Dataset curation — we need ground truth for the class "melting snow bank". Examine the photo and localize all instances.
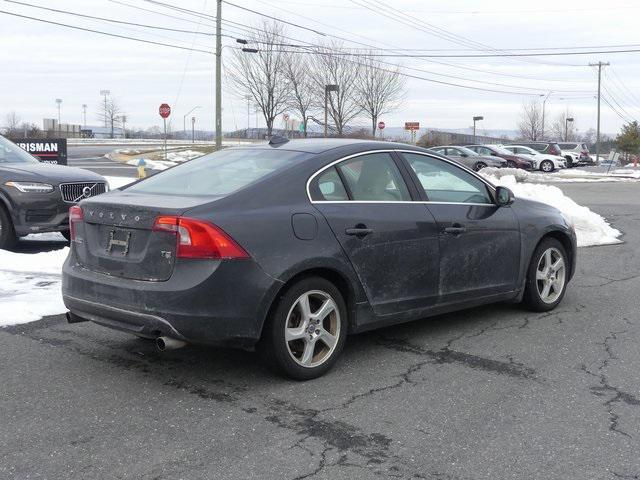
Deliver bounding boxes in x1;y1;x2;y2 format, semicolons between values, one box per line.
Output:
0;248;69;326
480;171;622;247
482;167;640;183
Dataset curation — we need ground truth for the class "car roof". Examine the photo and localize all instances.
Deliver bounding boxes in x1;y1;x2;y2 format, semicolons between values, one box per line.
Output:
227;138;425;154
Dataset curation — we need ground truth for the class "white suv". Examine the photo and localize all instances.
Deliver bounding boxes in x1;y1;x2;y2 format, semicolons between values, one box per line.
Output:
557;142;594;166
502;145;566;172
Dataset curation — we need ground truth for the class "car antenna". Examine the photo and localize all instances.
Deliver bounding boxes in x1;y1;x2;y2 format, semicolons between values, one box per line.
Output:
269;135;289;146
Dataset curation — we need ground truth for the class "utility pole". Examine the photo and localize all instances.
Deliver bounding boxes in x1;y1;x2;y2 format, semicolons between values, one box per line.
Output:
589;61;609;164
246;95;251;138
82;104;87;127
215;0;222;149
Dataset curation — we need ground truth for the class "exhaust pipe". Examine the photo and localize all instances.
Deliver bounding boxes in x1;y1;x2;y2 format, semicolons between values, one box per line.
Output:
66;311;89;324
156;336;187;351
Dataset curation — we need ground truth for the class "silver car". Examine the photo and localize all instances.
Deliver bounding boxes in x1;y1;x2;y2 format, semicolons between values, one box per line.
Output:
428;146;506;171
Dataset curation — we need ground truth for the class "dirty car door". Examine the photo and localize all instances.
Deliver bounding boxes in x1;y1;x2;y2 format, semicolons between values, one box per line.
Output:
400;152;521;304
309;152;440;316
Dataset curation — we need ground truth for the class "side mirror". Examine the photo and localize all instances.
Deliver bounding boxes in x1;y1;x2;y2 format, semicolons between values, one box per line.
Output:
495;186;514;206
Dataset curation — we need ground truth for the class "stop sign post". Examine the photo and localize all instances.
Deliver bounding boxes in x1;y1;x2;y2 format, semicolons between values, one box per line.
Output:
378;121;385;139
159;103;171;160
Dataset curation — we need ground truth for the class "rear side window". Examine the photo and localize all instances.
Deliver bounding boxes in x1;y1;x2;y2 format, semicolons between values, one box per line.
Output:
337;153;411;201
311;167;348;201
125;148;302;196
403;153;493;204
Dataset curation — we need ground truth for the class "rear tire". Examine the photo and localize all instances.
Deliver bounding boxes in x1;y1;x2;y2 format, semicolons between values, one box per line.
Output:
474;162;487;171
0;206;17;250
260;276;347;380
522;238;569;312
540;160;554;172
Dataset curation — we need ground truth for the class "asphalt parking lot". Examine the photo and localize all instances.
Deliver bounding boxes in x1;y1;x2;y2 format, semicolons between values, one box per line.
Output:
2;182;639;480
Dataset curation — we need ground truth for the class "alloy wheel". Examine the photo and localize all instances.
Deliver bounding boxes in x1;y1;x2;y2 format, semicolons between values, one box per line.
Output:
536;247;566;304
284;290;341;368
541;160;554;172
475;162;487;171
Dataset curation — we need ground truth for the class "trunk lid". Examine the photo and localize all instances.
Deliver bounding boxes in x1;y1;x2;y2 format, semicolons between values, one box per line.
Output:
74;191;211;281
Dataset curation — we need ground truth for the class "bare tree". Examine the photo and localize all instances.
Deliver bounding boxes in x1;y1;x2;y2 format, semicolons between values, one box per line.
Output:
551;110;578;141
517;100;543;141
356;54;405;137
227;21;290;137
283;53;315;137
97;98;125;139
310;42;362;136
2;111;21;136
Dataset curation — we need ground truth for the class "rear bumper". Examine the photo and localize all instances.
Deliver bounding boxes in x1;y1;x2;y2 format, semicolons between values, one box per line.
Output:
62;254;282;349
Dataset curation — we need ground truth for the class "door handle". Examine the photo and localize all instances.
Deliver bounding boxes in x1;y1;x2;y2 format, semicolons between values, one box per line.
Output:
444;225;466;235
345;227;374;237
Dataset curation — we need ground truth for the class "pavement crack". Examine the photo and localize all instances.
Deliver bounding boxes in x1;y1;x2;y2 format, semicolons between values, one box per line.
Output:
377;337;537;379
581;330;638;439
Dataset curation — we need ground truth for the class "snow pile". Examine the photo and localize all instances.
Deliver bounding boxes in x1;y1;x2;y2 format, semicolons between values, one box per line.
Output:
0;248;69;326
481;167;639;183
481;172;622;247
166;149;204;162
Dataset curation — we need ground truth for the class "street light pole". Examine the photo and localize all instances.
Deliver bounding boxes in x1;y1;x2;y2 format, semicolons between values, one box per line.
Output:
82;104;87;128
215;0;222;149
541;91;552;140
324;84;339;138
55;98;62;124
183;106;201;138
565;117;574;141
589;61;609;165
100;90;110;128
472;115;483;143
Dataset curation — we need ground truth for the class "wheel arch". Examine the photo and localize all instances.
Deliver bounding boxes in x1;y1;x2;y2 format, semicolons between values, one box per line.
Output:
258;266;361;340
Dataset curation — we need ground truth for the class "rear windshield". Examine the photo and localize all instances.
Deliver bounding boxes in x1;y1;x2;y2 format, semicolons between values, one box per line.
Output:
125;148;303;196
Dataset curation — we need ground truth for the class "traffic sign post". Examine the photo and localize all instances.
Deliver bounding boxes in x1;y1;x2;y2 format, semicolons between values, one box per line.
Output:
404;122;420;144
378;121;385;139
159;103;171;160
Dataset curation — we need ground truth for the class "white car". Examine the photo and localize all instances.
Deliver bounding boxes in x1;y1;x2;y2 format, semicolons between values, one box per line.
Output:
503;145;566;172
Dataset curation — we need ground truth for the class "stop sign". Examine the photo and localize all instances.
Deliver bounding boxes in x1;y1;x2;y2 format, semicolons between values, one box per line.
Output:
159;103;171;119
378;121;385;130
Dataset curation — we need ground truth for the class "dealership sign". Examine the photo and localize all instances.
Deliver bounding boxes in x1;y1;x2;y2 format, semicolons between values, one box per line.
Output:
404;122;420;131
11;138;68;165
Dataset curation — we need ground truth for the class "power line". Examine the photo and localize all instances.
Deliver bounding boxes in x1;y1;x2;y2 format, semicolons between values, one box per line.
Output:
0;9;215;54
2;0;215;35
602;95;634;123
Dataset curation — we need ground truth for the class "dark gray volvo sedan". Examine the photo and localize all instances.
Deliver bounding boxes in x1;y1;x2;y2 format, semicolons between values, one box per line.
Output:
62;139;576;379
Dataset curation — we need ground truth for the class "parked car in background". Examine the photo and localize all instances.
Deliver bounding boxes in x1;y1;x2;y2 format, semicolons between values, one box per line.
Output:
465;144;534;170
0;135;107;249
557;142;594;167
62;138;576;380
516;142;563;159
427;145;506;171
502;145;566;172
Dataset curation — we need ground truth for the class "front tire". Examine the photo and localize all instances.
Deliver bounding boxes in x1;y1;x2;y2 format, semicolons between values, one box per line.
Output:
522;238;569;312
507;160;517;168
540;160;554;172
260;277;347;380
0;206;17;250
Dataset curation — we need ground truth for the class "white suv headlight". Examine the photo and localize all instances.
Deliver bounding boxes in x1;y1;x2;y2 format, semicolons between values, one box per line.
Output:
5;181;54;193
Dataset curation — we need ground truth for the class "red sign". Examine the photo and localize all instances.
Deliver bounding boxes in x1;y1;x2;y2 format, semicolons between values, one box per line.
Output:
159;103;171;119
404;122;420;131
378;121;385;130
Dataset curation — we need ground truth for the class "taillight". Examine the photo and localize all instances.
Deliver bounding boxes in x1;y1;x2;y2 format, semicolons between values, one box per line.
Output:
152;216;249;259
69;205;83;241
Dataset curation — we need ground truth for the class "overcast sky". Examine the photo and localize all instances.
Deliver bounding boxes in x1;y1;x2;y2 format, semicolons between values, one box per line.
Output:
1;0;640;137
